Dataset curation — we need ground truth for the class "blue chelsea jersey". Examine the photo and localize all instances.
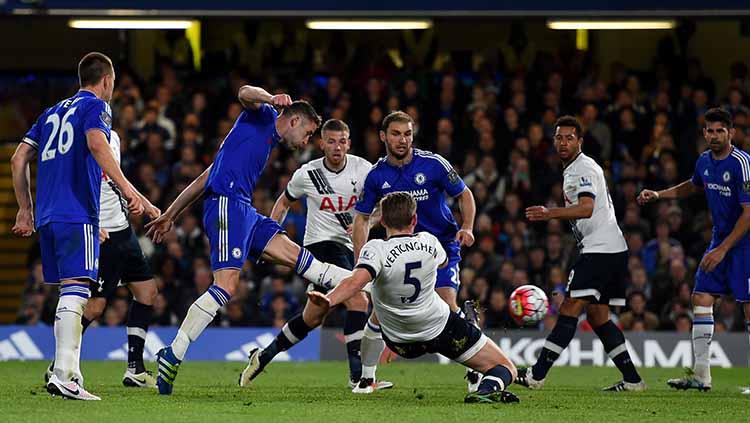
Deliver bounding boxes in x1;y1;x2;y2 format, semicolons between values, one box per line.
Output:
355;149;467;245
22;90;111;228
206;104;280;205
691;147;750;247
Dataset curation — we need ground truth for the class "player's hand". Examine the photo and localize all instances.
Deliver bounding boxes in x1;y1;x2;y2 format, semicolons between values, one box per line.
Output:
143;199;162;220
346;224;354;236
270;94;293;108
456;228;475;247
637;189;660;205
12;208;34;237
99;228;109;243
145;213;175;244
525;205;551;221
700;246;727;272
306;291;331;312
123;187;145;216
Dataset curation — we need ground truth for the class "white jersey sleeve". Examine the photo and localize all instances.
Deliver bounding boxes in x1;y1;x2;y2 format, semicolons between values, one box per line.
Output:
99;131;129;231
285;166;307;201
562;153;627;254
356;239;384;279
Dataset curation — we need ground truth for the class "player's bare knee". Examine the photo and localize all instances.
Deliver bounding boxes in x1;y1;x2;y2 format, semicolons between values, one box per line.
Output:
344;292;368;312
85;298;106;319
692;292;715;308
585;304;610;327
302;303;325;327
130;280;158;306
560;297;586;317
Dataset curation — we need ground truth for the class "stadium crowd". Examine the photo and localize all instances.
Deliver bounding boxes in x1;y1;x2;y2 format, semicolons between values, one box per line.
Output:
11;30;750;334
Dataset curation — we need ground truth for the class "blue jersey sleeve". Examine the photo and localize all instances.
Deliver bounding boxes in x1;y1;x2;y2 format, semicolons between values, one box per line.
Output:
82;100;112;139
22;114;43;150
434;154;466;197
243;103;278;124
691;159;704;187
734;158;750;204
354;170;380;215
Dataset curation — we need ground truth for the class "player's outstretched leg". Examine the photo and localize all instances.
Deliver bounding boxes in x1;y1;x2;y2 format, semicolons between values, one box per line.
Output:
463;300;483;393
352;315;394;393
122;282;157;388
240;296;327;387
516;298;592;389
157;281;232;394
668;302;714;391
461;335;519;404
515;313;578;390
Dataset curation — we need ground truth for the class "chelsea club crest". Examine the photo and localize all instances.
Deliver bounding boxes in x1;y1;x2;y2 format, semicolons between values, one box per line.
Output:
414;172;426;185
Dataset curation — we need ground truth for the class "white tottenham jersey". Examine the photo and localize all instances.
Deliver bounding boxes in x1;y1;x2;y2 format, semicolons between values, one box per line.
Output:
357;232;449;343
99;131;129;231
562;153;627;254
285;154;372;250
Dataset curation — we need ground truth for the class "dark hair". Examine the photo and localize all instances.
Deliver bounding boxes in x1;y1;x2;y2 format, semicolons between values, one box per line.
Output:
705;107;733;128
321;119;350;135
554;115;583;138
78;52;113;87
284;100;322;127
381;110;414;132
380;192;417;230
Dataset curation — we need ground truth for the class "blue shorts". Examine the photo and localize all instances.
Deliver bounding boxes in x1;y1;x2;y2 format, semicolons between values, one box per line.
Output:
435;240;461;290
39;222;99;284
203;195;284;272
694;244;750;301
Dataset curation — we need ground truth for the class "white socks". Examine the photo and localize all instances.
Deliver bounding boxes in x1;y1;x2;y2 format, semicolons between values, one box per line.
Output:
360;318;385;380
295;248;352;289
692;307;714;384
172;285;230;361
54;283;90;382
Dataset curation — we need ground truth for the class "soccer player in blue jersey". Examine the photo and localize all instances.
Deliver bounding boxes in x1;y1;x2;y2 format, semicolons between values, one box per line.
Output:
145;85;354;395
11;52;151;400
638;107;750;391
351;111;478;392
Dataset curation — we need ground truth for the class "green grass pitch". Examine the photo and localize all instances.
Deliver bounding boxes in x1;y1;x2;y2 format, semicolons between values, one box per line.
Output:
2;361;749;422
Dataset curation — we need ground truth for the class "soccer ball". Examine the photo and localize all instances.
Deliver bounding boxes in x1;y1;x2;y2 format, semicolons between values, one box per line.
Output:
509;285;549;326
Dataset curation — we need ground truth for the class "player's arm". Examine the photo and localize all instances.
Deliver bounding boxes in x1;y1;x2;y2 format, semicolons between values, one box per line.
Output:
270;191;295;224
238;85;292;110
637;179;702;205
526;196;594;221
352;212;370;260
87;130;144;215
701;204;750;272
10;143;36;236
456;187;476;247
326;268;374;307
146;164;212;243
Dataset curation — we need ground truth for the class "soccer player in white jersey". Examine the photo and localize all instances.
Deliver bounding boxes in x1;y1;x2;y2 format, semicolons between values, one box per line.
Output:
305;192;519;403
43;130;160;388
260;119;387;388
515;116;645;392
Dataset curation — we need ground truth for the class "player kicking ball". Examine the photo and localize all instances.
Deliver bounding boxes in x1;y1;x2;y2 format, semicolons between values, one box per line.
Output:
307;192;518;403
639;108;750;391
146;86;354;395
